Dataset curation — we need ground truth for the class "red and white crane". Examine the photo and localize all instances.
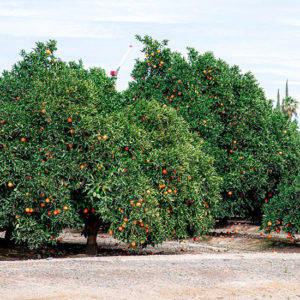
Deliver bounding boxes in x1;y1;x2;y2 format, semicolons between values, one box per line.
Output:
110;45;133;77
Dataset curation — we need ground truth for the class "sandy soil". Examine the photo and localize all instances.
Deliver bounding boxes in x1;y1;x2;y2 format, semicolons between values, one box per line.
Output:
0;253;299;300
0;225;299;299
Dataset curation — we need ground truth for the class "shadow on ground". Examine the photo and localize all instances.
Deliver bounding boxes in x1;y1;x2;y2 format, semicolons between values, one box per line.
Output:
0;225;299;261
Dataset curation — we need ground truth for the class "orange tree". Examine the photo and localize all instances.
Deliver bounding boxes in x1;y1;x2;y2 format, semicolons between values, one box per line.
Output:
262;172;299;241
0;40;118;250
0;41;221;254
262;110;300;239
126;35;300;222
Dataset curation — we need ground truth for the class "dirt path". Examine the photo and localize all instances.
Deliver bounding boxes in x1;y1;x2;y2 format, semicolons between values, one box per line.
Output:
0;226;299;299
0;253;299;300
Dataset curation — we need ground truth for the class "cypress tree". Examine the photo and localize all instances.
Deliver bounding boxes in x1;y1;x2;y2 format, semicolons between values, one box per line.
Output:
276;89;281;110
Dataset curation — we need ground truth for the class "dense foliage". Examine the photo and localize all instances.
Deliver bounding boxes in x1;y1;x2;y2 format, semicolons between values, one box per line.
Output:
262;110;300;239
262;172;299;241
127;35;300;223
0;41;221;254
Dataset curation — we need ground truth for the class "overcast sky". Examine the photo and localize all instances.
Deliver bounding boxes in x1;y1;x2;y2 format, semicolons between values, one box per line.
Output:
0;0;299;115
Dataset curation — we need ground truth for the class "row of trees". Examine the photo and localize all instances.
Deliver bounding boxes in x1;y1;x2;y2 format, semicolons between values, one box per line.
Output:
0;40;221;255
127;36;299;229
0;37;299;255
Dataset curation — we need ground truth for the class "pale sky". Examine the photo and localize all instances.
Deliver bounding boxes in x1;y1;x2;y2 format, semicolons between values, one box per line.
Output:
0;0;299;116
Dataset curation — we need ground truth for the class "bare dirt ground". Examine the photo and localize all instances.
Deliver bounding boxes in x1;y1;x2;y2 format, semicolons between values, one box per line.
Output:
0;224;299;300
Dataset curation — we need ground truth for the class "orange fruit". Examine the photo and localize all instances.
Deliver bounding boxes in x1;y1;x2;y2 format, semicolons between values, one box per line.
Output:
162;169;167;175
21;137;26;142
228;191;232;196
267;221;272;226
45;50;51;55
102;135;108;141
108;230;113;235
45;198;50;203
68;117;72;123
8;182;13;188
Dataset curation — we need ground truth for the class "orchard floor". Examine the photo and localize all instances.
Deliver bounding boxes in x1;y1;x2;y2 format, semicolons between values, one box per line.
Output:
0;225;299;299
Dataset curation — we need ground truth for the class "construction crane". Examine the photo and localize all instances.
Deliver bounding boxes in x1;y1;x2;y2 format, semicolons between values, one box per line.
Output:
110;45;133;77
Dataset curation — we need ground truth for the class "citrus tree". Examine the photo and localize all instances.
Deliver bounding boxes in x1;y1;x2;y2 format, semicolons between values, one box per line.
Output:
127;35;300;221
0;40;118;251
86;99;221;254
0;40;221;255
262;110;300;239
262;172;299;241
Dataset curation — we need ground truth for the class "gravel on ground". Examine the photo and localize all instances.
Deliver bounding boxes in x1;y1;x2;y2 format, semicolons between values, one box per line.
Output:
0;252;299;300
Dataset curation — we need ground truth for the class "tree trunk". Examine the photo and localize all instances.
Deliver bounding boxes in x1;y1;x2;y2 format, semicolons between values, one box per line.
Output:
85;216;101;256
5;227;13;243
0;226;14;247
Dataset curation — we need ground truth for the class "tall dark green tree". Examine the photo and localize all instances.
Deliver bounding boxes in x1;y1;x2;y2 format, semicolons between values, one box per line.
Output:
276;89;281;111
